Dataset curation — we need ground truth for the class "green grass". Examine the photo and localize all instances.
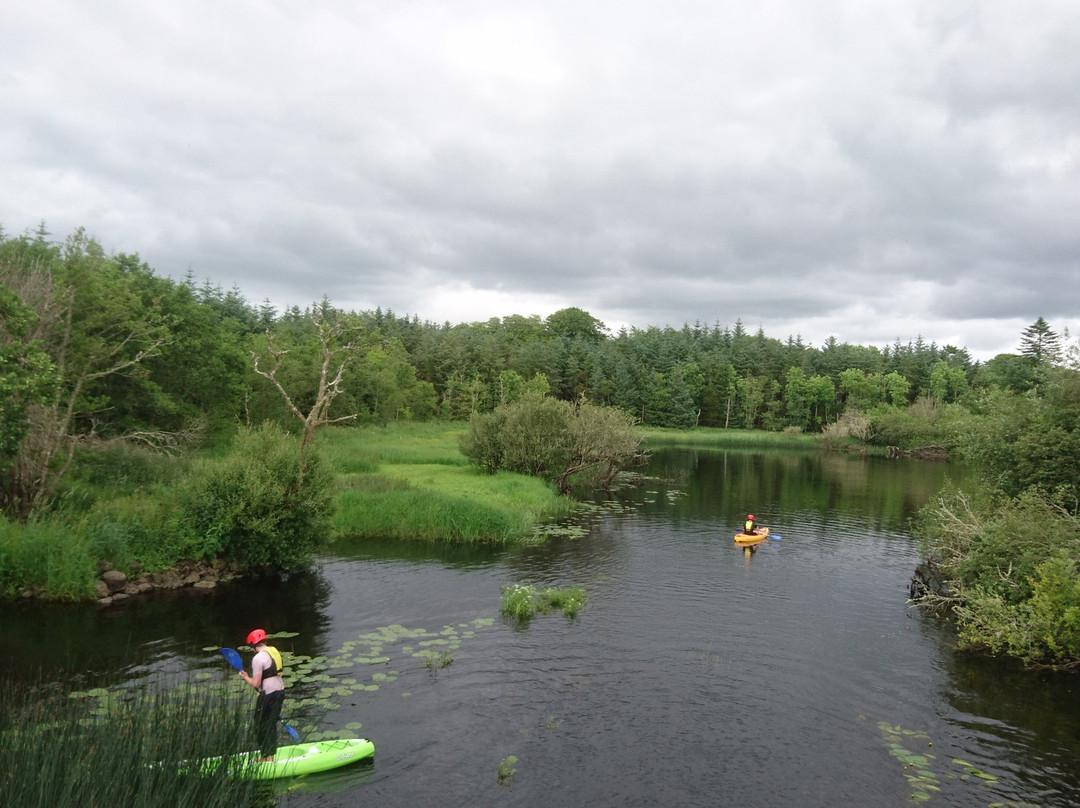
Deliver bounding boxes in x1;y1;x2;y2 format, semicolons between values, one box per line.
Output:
316;421;471;469
0;518;97;600
325;423;575;544
0;679;270;807
641;426;819;449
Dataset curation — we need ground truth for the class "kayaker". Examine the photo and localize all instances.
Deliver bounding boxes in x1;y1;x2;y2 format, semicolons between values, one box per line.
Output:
744;513;757;535
239;628;286;762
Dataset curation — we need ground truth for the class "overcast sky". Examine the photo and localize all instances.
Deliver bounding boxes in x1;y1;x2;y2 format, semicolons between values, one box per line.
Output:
3;0;1078;361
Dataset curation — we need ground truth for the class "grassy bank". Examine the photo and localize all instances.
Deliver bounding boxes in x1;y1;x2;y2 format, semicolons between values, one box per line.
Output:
641;426;819;450
0;421;574;601
320;423;575;543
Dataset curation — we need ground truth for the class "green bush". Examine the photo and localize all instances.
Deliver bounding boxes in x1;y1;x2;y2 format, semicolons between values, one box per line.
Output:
956;556;1080;665
178;423;335;570
916;484;1080;665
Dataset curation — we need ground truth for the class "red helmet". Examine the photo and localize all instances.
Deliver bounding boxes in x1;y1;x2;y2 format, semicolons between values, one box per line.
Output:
747;514;755;520
246;628;268;646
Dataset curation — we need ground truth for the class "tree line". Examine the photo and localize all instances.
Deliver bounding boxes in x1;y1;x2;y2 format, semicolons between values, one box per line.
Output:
2;226;1072;517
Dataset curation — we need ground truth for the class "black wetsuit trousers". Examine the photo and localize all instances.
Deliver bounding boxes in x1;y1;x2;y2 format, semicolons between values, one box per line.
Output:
254;689;286;756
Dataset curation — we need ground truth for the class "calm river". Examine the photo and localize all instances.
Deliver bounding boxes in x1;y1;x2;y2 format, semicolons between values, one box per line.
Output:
3;448;1080;807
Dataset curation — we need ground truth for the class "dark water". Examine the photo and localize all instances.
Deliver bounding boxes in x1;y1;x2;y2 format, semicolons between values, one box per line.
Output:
4;449;1080;807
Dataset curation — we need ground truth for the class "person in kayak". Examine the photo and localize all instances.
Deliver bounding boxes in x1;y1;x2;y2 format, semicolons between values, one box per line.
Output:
744;514;757;535
239;628;286;762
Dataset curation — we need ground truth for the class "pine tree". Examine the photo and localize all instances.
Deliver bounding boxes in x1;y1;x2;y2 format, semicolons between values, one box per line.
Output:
1019;317;1061;365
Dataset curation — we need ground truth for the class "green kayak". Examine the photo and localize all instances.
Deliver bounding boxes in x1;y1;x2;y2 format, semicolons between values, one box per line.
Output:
195;738;375;780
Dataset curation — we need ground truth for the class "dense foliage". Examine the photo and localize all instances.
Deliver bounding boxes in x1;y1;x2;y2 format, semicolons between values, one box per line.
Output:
460;391;646;491
4;223;1080;653
915;355;1080;666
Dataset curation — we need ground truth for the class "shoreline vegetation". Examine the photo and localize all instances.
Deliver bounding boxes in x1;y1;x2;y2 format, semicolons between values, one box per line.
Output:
641;426;819;450
0;677;271;807
0;422;832;605
3;227;1078;666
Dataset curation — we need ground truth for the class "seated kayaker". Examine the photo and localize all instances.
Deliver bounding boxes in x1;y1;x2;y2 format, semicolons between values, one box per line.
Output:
744;514;757;535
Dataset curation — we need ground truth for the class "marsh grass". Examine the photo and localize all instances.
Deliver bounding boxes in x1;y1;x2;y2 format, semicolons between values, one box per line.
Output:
0;518;97;600
500;584;588;620
327;424;575;544
317;422;470;467
0;679;272;808
641;426;818;450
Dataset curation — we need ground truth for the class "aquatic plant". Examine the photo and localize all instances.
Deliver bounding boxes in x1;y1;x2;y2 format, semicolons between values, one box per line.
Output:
497;755;518;786
423;650;454;669
874;719;1007;804
0;679;270;808
500;583;588;620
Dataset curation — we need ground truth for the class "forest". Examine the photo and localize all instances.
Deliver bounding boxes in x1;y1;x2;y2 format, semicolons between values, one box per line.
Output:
0;224;1055;492
3;226;1080;667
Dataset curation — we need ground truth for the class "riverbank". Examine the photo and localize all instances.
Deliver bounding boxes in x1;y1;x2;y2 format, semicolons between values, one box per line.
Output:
641;426;819;449
1;421;575;604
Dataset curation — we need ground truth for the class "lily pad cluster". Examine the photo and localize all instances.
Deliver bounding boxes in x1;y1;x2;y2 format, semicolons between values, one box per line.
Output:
876;720;1014;804
249;621;494;739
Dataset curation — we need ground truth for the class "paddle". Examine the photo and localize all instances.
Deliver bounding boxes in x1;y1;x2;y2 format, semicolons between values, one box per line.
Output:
220;647;300;741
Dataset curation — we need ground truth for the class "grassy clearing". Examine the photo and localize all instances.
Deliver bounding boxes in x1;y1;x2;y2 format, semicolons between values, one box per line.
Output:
322;423;575;544
641;426;819;450
0;679;270;808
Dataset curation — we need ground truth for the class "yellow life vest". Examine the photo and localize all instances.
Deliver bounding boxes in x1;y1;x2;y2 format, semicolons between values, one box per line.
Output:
264;645;283;678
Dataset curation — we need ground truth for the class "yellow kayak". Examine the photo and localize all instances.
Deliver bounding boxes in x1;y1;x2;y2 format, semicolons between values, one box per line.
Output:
733;527;769;546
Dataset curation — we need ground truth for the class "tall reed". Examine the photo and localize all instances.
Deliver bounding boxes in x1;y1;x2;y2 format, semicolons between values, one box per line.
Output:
641;426;818;449
0;679;273;807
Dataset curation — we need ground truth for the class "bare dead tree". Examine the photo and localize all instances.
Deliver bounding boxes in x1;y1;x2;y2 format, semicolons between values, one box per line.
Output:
251;314;365;451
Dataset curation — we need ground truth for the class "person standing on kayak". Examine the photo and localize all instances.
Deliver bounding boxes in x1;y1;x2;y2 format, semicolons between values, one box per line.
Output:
239;628;286;761
744;514;757;535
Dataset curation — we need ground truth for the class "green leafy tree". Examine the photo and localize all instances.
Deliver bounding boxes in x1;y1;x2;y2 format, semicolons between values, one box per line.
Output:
0;230;172;516
928;361;967;403
783;367;812;428
545;307;607;341
0;285;60;469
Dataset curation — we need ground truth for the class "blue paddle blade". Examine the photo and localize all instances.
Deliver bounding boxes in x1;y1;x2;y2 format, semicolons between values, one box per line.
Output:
284;723;300;741
770;534;782;540
220;647;244;671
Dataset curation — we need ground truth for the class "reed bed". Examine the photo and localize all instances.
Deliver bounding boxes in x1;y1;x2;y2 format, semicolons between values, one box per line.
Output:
0;679;273;807
641;426;819;450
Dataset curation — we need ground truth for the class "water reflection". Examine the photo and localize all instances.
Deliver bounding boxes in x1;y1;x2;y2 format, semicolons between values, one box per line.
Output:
4;449;1080;807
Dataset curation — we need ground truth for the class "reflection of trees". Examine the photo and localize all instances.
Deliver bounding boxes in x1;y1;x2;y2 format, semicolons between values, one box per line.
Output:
647;448;966;532
0;567;334;688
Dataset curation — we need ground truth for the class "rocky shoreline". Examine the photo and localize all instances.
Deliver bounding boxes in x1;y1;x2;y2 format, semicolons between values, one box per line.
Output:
94;558;240;606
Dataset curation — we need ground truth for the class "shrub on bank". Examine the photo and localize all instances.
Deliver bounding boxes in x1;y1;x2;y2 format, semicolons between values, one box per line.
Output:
915;484;1080;666
178;423;335;570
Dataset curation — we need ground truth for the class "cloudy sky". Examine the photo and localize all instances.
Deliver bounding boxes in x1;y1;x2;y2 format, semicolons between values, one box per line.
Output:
4;0;1078;361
